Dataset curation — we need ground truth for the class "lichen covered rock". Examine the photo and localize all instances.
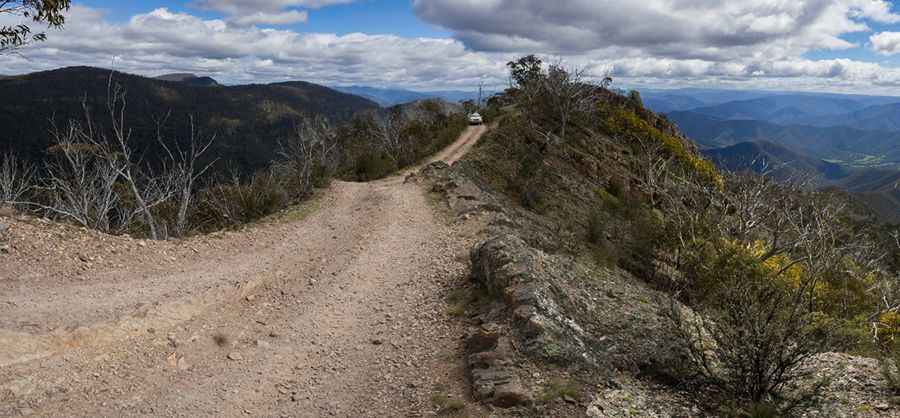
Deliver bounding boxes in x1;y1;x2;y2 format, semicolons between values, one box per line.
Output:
470;234;595;365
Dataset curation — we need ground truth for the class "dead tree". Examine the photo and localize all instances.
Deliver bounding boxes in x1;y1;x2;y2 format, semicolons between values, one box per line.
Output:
373;111;403;164
631;134;673;208
106;81;174;240
540;64;598;142
0;152;34;206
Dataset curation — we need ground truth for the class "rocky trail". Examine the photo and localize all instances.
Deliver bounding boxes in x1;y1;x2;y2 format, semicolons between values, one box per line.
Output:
0;126;490;417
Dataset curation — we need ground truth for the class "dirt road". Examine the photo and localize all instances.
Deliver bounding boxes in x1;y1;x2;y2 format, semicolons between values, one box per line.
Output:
0;125;488;417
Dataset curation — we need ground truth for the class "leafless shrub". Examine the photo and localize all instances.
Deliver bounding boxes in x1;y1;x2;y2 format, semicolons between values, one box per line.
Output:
875;236;900;395
39;118;126;233
24;74;218;239
508;56;600;146
0;152;34;206
652;164;880;413
631;134;674;208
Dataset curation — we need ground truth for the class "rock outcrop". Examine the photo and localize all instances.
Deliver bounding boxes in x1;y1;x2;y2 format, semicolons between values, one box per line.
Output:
465;326;533;408
470;234;596;365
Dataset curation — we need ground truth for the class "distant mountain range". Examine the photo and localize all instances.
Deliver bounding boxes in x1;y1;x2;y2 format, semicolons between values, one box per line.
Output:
668;111;900;165
685;95;869;124
332;86;489;106
642;88;900;115
652;88;900;224
647;90;900;131
798;102;900;132
154;73;220;87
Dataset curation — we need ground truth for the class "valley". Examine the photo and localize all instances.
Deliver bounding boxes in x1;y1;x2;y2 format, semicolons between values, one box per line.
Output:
649;90;900;223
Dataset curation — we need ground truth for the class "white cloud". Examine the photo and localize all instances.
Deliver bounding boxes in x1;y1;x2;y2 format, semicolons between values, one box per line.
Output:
412;0;900;62
5;4;900;94
230;10;308;25
193;0;353;13
191;0;353;25
0;6;506;89
870;31;900;55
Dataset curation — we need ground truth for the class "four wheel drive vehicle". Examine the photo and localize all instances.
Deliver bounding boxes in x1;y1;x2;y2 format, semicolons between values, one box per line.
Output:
468;112;483;125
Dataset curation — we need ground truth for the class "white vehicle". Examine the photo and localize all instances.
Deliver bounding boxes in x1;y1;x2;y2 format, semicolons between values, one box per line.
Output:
468;112;483;125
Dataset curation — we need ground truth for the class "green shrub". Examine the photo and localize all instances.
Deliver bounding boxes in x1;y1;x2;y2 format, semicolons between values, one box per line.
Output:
510;145;547;211
197;170;289;229
881;357;900;397
353;152;397;181
879;334;900;396
668;247;832;415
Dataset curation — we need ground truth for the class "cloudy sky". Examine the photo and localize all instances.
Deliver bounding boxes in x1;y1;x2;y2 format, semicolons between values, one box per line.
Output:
4;0;900;93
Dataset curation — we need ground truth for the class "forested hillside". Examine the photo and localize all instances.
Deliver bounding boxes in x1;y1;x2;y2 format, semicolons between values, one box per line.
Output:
0;66;379;173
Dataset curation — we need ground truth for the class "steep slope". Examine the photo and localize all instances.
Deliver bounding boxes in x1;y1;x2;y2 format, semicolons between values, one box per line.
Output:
0;66;379;172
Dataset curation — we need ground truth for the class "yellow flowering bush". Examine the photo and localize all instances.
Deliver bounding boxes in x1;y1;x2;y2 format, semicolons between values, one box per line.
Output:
600;105;723;188
879;311;900;345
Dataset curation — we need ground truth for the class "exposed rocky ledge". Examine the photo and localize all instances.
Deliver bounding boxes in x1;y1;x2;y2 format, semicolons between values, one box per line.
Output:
470;234;597;366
